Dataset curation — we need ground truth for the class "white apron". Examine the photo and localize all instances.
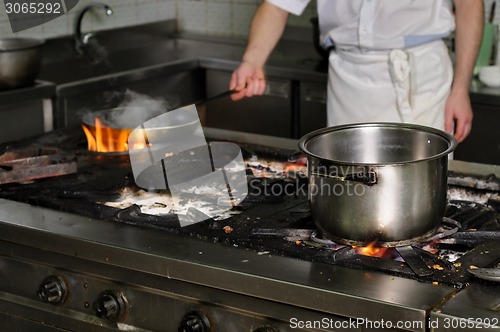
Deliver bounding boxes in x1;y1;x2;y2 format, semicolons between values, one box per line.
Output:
327;39;453;131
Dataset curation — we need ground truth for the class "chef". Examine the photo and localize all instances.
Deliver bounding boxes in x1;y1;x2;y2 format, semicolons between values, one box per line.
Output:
229;0;483;143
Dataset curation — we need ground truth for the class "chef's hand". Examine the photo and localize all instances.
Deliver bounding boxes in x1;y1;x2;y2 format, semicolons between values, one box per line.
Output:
444;90;473;143
230;61;266;101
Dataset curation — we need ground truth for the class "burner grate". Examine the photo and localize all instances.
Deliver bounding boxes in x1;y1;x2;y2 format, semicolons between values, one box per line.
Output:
247;200;500;287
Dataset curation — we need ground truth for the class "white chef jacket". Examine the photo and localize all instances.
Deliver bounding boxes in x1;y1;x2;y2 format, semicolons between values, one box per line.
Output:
266;0;456;131
266;0;455;51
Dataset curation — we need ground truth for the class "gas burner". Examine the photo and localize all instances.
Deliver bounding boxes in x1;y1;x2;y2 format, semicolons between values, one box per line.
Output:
326;200;499;285
248;199;500;286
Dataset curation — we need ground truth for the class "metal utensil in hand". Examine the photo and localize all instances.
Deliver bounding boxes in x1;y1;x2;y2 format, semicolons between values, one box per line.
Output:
194;89;238;107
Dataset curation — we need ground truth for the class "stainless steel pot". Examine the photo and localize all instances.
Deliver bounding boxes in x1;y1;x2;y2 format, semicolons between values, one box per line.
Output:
298;123;457;247
0;38;44;90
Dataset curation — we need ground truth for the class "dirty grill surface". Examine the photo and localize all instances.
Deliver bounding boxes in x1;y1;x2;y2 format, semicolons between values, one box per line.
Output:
0;127;499;288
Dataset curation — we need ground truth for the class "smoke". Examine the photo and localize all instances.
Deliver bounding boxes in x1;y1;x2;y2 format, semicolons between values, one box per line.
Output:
107;90;180;129
86;38;110;67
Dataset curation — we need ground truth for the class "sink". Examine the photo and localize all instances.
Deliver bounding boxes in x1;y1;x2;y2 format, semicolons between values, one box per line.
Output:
34;26;242;128
39;39;187;84
37;36;207;128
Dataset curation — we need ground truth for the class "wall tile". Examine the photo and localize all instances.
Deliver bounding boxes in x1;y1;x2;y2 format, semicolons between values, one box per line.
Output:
136;1;160;25
0;19;13;37
0;4;8;22
232;0;262;4
85;8;115;32
0;0;178;39
0;0;272;40
231;3;257;38
112;3;137;29
65;11;77;35
158;1;177;20
0;0;497;46
179;1;206;34
206;2;231;36
14;18;44;38
40;14;69;38
107;0;137;8
176;0;317;37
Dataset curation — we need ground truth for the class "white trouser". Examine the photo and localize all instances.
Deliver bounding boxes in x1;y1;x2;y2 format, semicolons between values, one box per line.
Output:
327;40;453;131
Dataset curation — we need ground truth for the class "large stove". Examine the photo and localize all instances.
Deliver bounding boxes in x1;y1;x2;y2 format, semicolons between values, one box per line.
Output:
0;126;499;331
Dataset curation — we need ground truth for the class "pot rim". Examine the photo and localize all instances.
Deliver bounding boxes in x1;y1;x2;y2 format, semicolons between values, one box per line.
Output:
298;122;458;166
82;107;199;131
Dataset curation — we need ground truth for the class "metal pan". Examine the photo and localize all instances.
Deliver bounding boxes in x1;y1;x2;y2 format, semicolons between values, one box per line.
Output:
82;90;237;144
82;107;199;135
81;106;201;153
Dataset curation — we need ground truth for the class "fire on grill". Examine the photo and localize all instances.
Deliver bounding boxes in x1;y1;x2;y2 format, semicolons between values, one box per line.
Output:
353;242;394;258
80;91;184;153
82;117;132;153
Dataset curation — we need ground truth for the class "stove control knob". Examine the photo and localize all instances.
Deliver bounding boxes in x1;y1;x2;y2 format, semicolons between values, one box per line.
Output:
37;276;67;305
178;311;211;332
93;290;126;321
253;327;280;332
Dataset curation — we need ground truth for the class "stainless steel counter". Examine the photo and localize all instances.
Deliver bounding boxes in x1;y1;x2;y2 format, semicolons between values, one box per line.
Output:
0;127;499;331
0;198;456;329
0;80;55;105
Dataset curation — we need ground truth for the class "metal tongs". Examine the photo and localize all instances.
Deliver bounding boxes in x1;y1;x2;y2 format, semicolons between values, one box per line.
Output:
468;267;500;282
194;89;237;106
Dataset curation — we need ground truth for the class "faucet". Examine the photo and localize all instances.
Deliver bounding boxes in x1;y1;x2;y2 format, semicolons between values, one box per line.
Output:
74;2;113;54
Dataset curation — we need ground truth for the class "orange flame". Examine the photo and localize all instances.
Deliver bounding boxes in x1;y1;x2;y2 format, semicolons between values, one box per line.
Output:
353;242;392;258
82;118;131;153
283;164;307;174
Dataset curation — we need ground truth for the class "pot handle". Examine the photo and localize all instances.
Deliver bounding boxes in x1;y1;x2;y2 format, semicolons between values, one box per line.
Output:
311;167;377;186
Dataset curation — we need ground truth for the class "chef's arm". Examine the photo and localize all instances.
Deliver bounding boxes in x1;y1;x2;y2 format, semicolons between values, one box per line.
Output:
230;2;289;101
445;0;484;142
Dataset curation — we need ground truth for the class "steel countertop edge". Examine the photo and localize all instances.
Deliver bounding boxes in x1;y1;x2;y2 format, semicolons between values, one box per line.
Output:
0;197;455;329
